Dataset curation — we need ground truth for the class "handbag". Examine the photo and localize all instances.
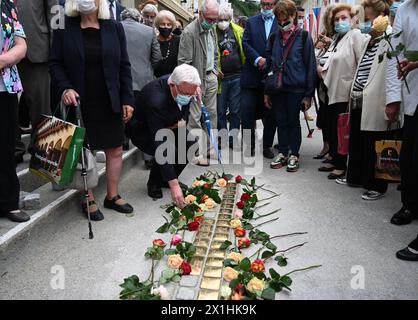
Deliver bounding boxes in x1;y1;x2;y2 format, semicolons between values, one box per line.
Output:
68;147;99;190
375;124;402;182
337;111;350;156
264;29;302;95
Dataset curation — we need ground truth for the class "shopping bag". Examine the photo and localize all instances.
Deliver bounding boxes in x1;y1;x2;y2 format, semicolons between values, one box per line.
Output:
375;140;402;182
29;115;86;186
337;112;350;156
67;147;99;190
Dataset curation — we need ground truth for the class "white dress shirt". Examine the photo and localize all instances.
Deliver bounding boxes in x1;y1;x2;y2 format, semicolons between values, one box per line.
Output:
386;0;418;116
108;0;117;21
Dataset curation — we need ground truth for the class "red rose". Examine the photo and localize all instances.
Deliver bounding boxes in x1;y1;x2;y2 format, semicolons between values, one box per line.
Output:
194;216;204;224
240;193;251;202
250;259;265;273
200;194;209;203
235;175;242;183
235;283;245;294
223;49;230;56
179;261;192;275
238;237;251;249
203;183;210;189
234;227;246;238
236;201;245;210
187;221;200;231
152;239;166;247
223;175;229;181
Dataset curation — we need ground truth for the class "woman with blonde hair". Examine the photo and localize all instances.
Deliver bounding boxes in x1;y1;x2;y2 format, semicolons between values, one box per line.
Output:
318;3;369;179
50;0;135;220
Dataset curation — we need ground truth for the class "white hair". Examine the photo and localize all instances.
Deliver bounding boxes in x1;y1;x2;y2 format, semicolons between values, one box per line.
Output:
155;10;176;28
168;64;201;86
142;4;158;15
65;0;110;20
218;5;233;20
200;0;220;15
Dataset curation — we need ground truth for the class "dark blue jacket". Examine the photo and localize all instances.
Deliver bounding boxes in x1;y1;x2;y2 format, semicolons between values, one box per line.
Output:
115;1;125;22
49;16;134;113
265;29;317;98
241;14;277;89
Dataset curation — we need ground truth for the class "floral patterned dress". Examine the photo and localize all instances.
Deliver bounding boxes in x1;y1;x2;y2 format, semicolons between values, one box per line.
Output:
0;0;25;94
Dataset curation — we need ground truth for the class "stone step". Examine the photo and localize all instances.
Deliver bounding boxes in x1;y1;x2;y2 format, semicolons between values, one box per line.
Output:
0;147;142;255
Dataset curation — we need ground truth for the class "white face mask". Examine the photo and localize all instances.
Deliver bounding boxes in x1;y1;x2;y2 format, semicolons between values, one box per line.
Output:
218;21;230;31
77;0;98;15
298;19;304;27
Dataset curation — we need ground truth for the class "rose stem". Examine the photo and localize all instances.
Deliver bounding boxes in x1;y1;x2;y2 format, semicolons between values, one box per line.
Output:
254;209;281;220
283;264;322;277
254;217;279;228
269;232;308;240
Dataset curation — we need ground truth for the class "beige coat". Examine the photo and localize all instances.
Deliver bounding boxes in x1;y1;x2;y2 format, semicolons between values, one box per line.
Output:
321;29;369;105
350;26;403;131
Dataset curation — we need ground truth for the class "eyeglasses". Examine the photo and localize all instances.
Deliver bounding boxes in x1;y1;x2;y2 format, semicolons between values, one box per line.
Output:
261;2;275;8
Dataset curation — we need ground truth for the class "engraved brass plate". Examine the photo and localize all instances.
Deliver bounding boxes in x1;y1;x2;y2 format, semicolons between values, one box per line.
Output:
217;214;231;220
195;246;208;256
202;219;215;225
190;257;204;275
213;233;228;241
196;231;211;239
214;226;229;234
206;258;224;267
198;290;219;300
215;220;230;228
203;267;223;278
208;249;225;259
200;277;221;290
199;225;213;232
195;238;210;247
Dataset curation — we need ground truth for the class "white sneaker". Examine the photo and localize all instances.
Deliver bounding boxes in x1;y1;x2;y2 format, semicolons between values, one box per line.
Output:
362;190;385;201
335;178;347;185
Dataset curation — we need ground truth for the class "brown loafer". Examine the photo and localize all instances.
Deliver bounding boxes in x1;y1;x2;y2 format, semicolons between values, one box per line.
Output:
7;210;30;223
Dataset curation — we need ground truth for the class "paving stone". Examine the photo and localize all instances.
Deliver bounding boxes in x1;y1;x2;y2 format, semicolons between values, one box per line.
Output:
176;287;196;300
179;275;199;287
23;193;41;210
19;191;30;209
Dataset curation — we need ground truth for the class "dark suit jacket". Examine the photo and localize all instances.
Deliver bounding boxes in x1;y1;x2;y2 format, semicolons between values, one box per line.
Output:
126;75;191;181
49;16;134;113
16;0;58;63
241;14;277;89
115;1;125;22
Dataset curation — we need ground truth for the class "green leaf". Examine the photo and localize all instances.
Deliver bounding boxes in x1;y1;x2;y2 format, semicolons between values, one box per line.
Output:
251;177;256;186
269;268;281;281
156;222;170;234
280;275;293;288
223;259;238;267
161;269;175;279
220;240;232;250
261;250;274;259
243;222;254;230
275;256;288;267
165;249;177;256
239;257;251;272
265;242;277;252
378;53;384;63
261;287;275;300
393;30;403;38
269;280;283;292
172;275;181;283
405;50;418;61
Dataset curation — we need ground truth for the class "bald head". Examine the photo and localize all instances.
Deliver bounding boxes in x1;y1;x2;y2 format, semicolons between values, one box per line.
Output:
201;0;219;16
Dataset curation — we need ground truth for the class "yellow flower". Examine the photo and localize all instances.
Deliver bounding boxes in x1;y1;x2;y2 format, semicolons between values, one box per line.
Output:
185;194;197;204
229;218;242;229
227;251;243;263
217;178;227;188
246;277;266;294
167;254;184;269
372;15;389;33
192;180;205;188
204;198;216;209
223;267;239;282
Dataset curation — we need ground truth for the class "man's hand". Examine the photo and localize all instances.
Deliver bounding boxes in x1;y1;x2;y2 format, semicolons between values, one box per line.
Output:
264;95;272;109
62;89;80;106
385;102;401;123
0;55;6;69
301;98;312;111
196;87;203;105
257;57;266;69
169;179;185;209
398;59;418;80
123;105;134;123
217;70;224;80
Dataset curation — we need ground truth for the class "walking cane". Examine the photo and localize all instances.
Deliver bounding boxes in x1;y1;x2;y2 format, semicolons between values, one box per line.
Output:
301;101;314;138
75;98;94;239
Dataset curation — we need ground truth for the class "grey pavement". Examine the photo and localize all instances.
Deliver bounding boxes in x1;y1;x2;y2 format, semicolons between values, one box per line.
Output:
0;119;417;300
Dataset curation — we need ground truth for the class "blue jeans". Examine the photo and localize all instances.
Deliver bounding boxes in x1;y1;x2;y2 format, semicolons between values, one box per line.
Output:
271;92;304;157
217;77;241;143
240;87;277;149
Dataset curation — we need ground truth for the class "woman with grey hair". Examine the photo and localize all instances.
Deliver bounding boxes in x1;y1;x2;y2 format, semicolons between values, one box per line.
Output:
120;7;142;22
141;3;158;27
154;10;180;77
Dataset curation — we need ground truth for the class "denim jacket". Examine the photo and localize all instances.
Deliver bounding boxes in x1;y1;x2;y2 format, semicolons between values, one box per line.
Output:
1;0;25;94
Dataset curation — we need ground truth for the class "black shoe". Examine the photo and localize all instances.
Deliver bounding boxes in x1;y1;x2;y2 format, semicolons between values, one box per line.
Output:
328;171;346;180
322;158;333;164
273;144;279;150
251;147;255;157
263;148;274;159
390;207;418;225
147;183;163;199
318;165;335;172
122;141;130;151
7;210;30;223
313;152;328;160
15;155;24;164
104;195;133;213
397;184;402;191
82;200;104;221
396;247;418;261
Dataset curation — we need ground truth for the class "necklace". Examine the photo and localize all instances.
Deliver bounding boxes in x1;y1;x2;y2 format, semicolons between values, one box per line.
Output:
161;40;171;60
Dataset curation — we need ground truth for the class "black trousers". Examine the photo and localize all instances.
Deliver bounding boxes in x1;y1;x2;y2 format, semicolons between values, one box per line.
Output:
400;110;418;212
317;96;330;143
328;102;349;170
0;93;20;213
346;109;401;193
409;235;418;251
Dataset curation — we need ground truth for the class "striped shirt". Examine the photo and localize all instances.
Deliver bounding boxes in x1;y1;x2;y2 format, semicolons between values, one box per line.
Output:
353;41;379;92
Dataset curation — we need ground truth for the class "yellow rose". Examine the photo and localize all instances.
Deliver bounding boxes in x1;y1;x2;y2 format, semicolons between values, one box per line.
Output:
192;180;205;188
167;254;184;269
228;252;243;263
217;178;227;188
185;194;197;205
223;267;239;282
204;198;216;209
246;277;266;293
372;15;389;33
229;218;242;229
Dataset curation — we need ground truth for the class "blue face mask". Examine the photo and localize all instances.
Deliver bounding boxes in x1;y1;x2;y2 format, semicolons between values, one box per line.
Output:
261;9;274;19
334;20;351;34
359;21;372;34
176;94;192;106
390;2;401;16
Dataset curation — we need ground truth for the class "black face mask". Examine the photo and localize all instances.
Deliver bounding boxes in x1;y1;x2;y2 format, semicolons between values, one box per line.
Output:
158;27;173;38
172;28;182;36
